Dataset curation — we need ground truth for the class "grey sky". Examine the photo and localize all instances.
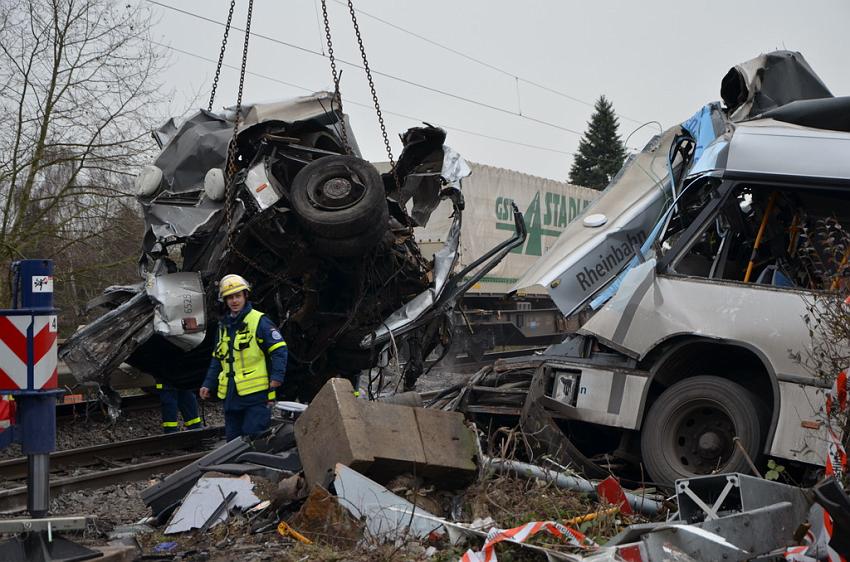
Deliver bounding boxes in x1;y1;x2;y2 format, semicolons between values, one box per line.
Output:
147;0;850;180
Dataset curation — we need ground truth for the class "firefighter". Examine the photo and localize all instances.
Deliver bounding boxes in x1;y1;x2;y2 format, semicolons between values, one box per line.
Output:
199;274;287;441
157;382;202;433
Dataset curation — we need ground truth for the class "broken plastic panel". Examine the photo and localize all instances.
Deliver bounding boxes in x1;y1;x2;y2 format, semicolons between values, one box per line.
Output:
164;476;259;534
244;161;282;211
146;271;206;351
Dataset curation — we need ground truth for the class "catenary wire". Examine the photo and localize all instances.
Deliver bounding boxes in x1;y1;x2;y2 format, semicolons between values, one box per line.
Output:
151;40;581;157
146;0;591;137
328;0;645;125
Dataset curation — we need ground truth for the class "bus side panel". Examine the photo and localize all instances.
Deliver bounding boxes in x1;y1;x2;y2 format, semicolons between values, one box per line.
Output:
771;381;828;465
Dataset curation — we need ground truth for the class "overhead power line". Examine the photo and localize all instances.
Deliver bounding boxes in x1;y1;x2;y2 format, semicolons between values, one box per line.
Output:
329;0;644;125
150;40;577;156
146;0;587;137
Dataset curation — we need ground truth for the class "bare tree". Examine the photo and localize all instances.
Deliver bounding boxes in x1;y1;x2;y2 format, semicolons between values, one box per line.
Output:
0;0;166;327
798;218;850;485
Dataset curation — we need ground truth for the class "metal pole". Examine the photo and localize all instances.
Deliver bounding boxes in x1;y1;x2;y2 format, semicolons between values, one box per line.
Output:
27;453;50;517
483;456;664;515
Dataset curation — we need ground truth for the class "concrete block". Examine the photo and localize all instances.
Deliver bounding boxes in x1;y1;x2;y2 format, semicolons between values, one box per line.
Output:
414;407;477;484
295;378;373;489
295;378;478;489
360;401;427;482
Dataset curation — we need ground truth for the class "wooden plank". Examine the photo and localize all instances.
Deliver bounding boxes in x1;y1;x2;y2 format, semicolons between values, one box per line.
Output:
464;405;522;416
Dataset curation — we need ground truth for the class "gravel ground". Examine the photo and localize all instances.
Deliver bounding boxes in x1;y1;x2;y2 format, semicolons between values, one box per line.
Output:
51;481;153;530
0;397;226;528
0;400;227;549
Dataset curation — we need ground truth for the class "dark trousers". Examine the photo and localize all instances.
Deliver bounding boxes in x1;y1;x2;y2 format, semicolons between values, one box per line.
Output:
159;386;202;433
224;403;271;441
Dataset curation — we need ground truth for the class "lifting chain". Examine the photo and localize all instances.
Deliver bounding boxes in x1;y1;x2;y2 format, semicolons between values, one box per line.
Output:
218;2;301;293
319;0;398;184
225;0;253;182
220;0;283;283
345;0;395;171
320;0;351;154
207;0;236;112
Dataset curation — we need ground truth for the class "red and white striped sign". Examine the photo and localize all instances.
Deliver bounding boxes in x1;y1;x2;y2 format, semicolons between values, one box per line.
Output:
0;314;58;391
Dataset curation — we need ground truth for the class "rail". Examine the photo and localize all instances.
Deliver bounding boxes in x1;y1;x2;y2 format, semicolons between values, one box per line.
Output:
0;426;224;513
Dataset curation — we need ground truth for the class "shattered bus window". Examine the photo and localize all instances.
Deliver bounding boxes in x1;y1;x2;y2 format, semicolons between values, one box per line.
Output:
665;180;850;291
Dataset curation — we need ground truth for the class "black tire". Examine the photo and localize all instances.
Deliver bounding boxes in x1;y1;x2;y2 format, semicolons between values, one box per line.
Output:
640;375;763;487
310;220;386;258
290;155;388;238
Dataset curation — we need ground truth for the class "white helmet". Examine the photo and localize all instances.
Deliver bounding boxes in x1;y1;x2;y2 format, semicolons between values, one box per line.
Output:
218;274;250;300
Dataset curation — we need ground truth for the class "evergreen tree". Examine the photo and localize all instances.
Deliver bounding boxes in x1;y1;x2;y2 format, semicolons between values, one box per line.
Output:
569;96;627;190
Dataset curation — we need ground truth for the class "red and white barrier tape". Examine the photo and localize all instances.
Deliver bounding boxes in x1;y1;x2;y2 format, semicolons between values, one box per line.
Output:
785;369;848;562
825;370;848;478
460;520;596;562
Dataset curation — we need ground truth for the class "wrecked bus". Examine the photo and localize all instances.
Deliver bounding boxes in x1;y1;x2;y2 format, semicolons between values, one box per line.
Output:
60;93;526;408
452;51;850;486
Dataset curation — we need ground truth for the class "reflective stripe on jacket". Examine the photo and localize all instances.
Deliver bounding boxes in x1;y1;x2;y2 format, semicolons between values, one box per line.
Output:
212;309;286;399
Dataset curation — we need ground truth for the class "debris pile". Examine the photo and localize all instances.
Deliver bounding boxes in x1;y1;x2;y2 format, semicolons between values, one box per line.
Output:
112;378;848;561
59;94;526;411
51;49;850;562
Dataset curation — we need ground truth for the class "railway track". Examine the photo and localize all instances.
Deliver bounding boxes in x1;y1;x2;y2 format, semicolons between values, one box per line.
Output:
0;348;544;512
55;392;162;420
0;426;224;513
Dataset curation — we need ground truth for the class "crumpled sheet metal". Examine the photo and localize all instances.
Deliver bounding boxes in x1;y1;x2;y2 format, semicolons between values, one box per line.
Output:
142;91;356;250
512;128;677;316
387;143;468;228
144;197;222;244
333;463;443;541
238;92;355;140
399;173;444;227
164;476;260;534
579;262;829;465
331;465;582;561
59;290;154;384
360;211;461;348
722;50;832;122
579;257;815;374
724;118;850;181
153;110;232;196
680;102;728;165
514;50;837;318
441;145;471;187
146;272;206;351
231;92;361;156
